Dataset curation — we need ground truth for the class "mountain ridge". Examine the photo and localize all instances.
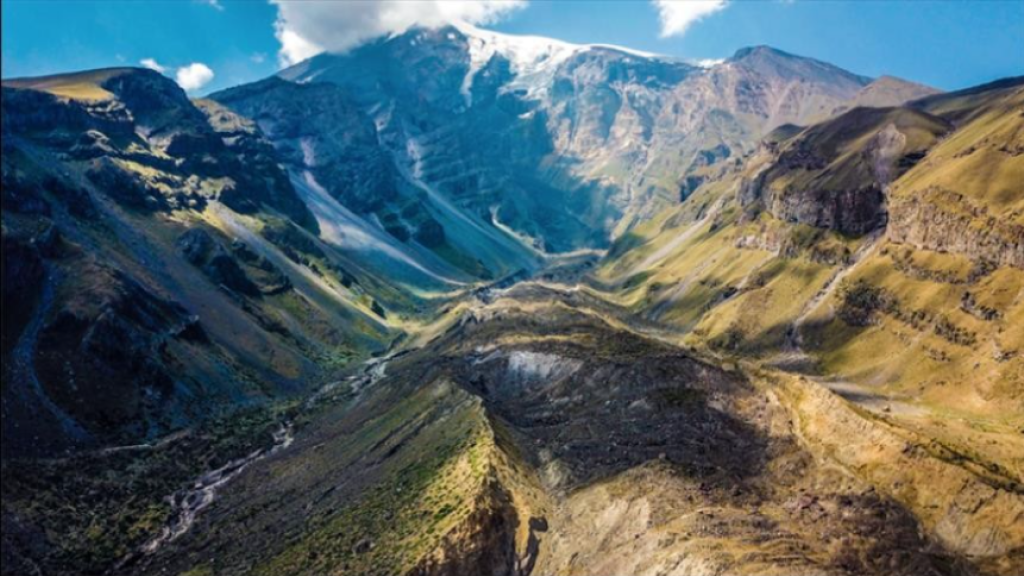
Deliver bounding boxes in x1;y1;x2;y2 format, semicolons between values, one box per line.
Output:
3;26;1023;576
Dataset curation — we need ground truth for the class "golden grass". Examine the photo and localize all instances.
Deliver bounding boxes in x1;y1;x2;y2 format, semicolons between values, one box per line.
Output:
893;90;1024;220
2;68;134;101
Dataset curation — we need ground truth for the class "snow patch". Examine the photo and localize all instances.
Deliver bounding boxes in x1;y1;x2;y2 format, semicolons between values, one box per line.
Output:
692;58;724;69
300;137;317;167
453;21;666;105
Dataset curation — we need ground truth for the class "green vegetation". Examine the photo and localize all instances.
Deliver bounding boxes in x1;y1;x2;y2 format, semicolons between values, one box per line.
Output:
1;406;288;573
254;387;495;576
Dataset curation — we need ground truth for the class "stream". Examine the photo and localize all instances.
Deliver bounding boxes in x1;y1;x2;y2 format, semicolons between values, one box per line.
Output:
133;266;546;562
140;424;295;555
136;350;400;559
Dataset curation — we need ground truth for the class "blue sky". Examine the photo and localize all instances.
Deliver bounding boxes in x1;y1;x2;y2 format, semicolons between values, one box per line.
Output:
3;0;1022;94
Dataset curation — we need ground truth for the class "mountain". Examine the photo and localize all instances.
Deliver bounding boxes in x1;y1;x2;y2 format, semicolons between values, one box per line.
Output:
832;75;942;115
599;74;1024;453
217;26;891;260
3;25;1023;576
740;104;953;234
1;68;404;459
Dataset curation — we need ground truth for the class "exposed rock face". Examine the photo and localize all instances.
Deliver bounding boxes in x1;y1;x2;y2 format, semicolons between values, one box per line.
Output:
126;296;1011;576
208;79;397;217
176;228;260;297
99;68;209;139
0;67;393;458
2;69;317;229
888;187;1024;269
884;78;1024;268
787;375;1024;561
0;86;135;145
34;264;197;429
409;479;518;576
459;329;757;493
254;27;882;253
740;106;952;235
210;72;534;280
505;350;582;385
4;32;1021;576
86;157;201;212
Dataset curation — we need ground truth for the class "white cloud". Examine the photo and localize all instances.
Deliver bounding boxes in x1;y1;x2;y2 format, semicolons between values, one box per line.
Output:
250;52;267;64
139;58;166;73
270;0;528;67
175;62;215;91
652;0;729;38
276;25;323;67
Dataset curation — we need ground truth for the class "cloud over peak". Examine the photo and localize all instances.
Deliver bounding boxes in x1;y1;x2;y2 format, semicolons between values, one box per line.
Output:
271;0;528;67
139;58;166;73
175;62;215;91
653;0;729;38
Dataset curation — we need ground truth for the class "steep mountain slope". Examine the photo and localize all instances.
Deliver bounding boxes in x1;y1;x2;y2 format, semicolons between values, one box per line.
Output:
4;25;1021;576
597;76;1024;483
93;284;1023;576
0;31;949;461
890;79;1024;267
832;75;942;115
1;68;403;458
741;105;952;234
209;77;536;285
237;26;895;255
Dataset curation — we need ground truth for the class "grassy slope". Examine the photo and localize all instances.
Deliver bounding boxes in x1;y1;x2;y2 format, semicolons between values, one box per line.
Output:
596;81;1024;482
2;68;132;101
895;85;1024;222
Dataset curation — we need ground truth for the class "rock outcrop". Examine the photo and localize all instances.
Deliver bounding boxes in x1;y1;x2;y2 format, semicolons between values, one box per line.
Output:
888;187;1024;269
739;106;951;236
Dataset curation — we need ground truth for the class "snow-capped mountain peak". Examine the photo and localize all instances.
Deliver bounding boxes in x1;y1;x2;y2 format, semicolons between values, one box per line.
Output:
452;21;582;103
451;21;667;103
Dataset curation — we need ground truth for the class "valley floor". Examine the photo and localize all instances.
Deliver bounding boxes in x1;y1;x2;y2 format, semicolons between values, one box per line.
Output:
19;266;1016;576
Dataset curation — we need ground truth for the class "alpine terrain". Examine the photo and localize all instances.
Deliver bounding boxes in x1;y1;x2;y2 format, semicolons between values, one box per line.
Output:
2;19;1022;576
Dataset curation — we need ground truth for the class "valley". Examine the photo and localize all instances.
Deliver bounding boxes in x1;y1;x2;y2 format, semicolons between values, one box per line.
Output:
113;275;1023;576
2;19;1022;576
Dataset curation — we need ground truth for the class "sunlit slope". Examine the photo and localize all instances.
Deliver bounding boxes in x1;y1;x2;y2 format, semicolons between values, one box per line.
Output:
830;75;941;117
743;105;952;234
599;76;1024;422
2;68;129;100
127;294;1024;576
889;79;1024;267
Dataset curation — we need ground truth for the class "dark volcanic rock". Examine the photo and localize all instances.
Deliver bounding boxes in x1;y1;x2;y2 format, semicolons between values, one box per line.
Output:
741;106;951;235
86;158;173;211
176;228;260;297
31;264;201;432
1;86;135;145
98;69;209;138
1;233;46;357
